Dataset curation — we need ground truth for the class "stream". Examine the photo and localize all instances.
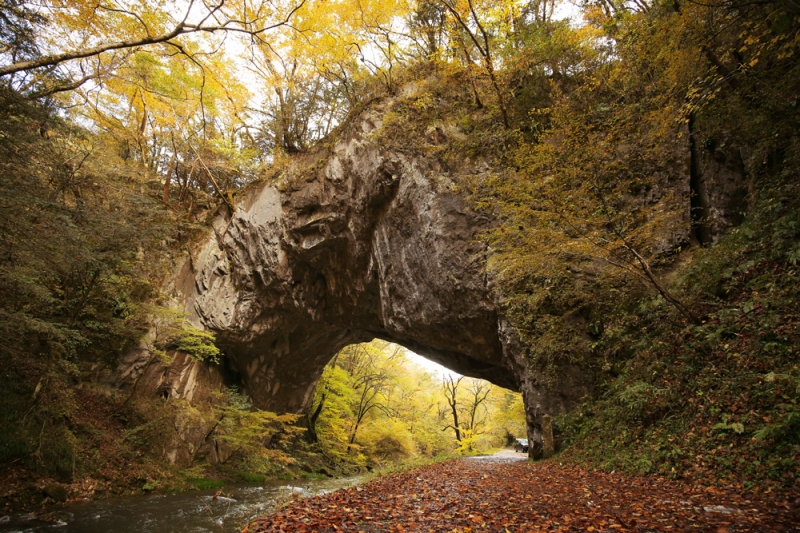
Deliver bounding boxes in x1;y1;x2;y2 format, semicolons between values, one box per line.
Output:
0;475;365;533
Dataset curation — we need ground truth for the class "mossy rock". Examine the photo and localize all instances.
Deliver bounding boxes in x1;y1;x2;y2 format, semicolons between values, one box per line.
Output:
42;483;68;502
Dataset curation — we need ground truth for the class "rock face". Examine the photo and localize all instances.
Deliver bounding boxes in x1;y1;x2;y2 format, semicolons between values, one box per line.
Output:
691;139;749;245
119;89;750;452
154;93;594;442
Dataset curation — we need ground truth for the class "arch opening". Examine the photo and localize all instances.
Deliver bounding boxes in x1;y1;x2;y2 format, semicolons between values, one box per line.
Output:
305;340;527;462
170;105;594;454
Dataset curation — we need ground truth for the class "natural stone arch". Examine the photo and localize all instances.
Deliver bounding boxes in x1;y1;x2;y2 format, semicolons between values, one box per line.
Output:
146;92;592;444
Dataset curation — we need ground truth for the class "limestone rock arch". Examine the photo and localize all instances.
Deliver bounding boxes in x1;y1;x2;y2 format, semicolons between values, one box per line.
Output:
150;93;592;443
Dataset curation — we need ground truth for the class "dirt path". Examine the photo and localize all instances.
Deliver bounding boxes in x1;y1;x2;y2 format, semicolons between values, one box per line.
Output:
243;456;799;532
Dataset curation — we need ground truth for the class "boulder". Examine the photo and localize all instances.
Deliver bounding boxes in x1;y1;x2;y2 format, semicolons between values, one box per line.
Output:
42;483;67;503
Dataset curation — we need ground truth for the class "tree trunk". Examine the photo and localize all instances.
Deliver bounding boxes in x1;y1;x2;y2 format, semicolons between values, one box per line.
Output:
305;393;325;443
449;403;462;442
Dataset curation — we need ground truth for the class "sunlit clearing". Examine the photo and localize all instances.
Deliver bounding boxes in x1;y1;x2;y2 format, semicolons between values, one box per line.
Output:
310;340;526;465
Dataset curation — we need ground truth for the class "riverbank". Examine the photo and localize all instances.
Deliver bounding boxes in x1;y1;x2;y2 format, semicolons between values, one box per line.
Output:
0;457;355;521
0;446;464;529
244;456;800;532
0;474;366;533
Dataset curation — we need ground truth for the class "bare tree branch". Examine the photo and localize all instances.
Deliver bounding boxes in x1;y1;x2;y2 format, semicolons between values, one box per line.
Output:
436;0;509;127
0;0;307;77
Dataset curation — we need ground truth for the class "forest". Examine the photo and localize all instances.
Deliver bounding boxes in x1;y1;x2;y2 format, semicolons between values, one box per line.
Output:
0;0;798;521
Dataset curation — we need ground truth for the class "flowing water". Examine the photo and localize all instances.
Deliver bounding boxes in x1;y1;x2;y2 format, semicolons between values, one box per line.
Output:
0;475;364;533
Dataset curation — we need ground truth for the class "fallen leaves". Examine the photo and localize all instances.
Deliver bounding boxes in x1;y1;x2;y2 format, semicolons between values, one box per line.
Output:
244;457;800;532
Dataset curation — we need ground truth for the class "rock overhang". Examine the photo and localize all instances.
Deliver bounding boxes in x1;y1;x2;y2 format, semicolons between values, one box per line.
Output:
166;95;593;441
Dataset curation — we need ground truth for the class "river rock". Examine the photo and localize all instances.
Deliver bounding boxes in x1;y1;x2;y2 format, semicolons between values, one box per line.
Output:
42;483;67;502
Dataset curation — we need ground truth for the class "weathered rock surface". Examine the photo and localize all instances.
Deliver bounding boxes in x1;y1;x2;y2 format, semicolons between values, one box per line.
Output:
182;103;519;404
42;483;67;503
114;93;592;446
691;140;749;245
115;83;750;457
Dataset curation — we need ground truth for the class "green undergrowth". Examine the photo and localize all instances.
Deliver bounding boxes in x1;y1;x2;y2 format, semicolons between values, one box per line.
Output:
187;477;227;491
557;175;800;491
0;86;233;510
239;472;269;483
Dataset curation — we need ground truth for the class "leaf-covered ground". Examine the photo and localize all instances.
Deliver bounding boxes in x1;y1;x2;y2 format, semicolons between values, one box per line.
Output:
244;456;799;532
